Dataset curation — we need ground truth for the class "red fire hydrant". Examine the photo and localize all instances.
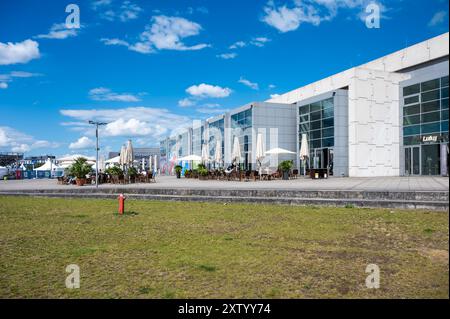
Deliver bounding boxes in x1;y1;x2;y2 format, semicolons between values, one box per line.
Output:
118;194;126;215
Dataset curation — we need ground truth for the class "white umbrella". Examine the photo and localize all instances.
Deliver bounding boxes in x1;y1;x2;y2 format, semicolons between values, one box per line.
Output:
148;155;153;172
231;136;241;165
141;158;146;171
119;145;126;168
214;140;222;168
265;147;296;155
201;143;209;164
255;133;265;176
153;155;158;175
125;140;134;166
179;154;202;161
300;134;310;176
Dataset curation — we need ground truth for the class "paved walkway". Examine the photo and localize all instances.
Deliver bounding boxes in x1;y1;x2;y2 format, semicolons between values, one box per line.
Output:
0;176;448;192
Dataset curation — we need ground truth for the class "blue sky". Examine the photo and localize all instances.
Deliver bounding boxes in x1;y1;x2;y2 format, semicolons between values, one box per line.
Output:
0;0;448;158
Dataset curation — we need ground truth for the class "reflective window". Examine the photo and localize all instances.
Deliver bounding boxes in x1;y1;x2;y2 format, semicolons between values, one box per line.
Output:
403;84;420;96
298;97;335;167
403;115;420;126
404;104;420;115
421;89;440;102
421;79;440;92
421;122;440;134
404;95;419;105
421;100;440;113
402;77;449;143
421;111;440;123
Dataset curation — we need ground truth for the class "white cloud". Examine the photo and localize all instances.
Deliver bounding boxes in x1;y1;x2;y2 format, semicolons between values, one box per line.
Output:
250;37;271;47
100;38;130;47
88;87;142;102
35;23;80;40
238;77;259;90
268;84;276;89
270;93;280;99
143;15;210;51
229;41;246;49
91;0;112;10
178;98;196;107
69;136;95;150
95;0;142;22
216;52;237;59
0;126;58;154
0;39;40;65
0;71;42;88
261;0;384;32
186;83;232;98
428;10;447;27
102;15;209;54
60;106;191;140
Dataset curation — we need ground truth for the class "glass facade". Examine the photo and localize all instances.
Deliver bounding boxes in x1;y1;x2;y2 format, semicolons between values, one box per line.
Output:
403;76;449;175
192;125;204;157
298;97;334;173
208;118;225;165
231;108;252;170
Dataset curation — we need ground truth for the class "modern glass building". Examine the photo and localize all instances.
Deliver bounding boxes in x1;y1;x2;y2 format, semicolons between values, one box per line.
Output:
402;76;449;175
159;32;449;177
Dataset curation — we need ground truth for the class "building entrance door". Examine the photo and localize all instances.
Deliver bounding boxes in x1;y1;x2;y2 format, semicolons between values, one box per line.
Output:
404;146;420;175
312;148;334;176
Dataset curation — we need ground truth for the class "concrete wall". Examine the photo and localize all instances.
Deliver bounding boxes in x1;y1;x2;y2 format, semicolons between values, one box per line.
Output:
348;67;408;176
267;32;449;105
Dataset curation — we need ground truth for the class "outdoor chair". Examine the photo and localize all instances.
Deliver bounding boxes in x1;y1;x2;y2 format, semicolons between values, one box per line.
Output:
292;169;299;179
245;170;251;182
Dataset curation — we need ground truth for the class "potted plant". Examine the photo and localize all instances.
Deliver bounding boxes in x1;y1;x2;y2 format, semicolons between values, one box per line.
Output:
68;157;92;186
278;160;293;180
128;166;138;183
174;165;183;178
198;167;208;180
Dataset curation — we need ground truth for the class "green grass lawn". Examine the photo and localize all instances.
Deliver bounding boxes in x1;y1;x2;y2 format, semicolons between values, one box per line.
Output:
0;196;448;299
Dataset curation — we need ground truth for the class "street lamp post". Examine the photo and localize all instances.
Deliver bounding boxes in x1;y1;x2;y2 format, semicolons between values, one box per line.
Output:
88;121;107;188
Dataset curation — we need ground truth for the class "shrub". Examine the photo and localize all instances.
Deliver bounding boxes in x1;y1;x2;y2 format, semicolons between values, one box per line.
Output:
128;166;138;177
105;166;123;176
68;157;92;179
174;165;183;174
278;160;294;172
198;167;208;176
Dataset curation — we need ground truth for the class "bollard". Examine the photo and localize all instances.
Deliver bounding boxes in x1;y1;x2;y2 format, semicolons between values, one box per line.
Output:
118;194;126;215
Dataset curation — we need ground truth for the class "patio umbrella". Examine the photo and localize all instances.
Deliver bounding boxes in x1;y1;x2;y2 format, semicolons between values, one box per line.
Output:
125;140;134;167
255;133;265;175
141;158;146;171
214;140;222;168
119;145;126;169
148;155;153;172
265;147;296;155
179;154;202;161
299;134;310;176
201;143;209;165
98;155;105;172
153;155;158;176
231;136;241;167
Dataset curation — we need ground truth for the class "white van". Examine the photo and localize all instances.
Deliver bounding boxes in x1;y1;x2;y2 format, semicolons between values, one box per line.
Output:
0;166;8;179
